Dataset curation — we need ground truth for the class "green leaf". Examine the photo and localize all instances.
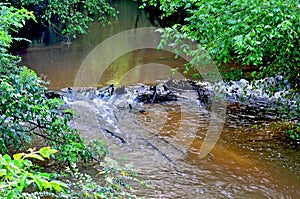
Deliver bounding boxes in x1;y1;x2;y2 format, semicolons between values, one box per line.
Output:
0;169;7;177
49;180;68;192
23;159;33;167
39;147;51;159
40;179;52;190
24;153;45;161
19;173;28;192
38;173;51;179
7;190;14;199
13;153;24;160
33;175;43;191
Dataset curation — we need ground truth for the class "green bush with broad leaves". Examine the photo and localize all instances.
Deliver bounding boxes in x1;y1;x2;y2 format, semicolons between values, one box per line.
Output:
61;161;147;199
1;147;144;199
0;147;67;199
141;0;300;139
5;0;116;41
0;3;91;163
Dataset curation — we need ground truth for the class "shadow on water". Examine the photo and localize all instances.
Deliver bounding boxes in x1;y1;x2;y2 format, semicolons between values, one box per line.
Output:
19;0;300;198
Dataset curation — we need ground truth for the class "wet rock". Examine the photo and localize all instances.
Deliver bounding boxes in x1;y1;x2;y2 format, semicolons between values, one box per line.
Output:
164;79;194;91
114;85;127;95
45;91;61;99
59;78;296;120
61;84;114;102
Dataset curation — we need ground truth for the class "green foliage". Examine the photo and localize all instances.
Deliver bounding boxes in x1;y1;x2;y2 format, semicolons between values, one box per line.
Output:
0;3;34;59
0;4;146;198
141;0;300;138
6;0;116;41
60;162;145;199
0;3;91;163
285;122;300;140
142;0;299;80
0;147;67;199
0;64;91;163
87;140;108;162
0;147;146;199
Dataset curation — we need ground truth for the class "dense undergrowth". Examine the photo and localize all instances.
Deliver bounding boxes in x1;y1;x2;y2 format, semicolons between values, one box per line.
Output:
0;2;143;198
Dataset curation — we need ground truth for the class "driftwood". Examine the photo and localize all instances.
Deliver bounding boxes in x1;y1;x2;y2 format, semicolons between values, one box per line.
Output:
140;137;173;162
102;125;178;162
136;79;212;104
102;128;126;144
195;87;210;104
130;119;185;162
61;79;211;104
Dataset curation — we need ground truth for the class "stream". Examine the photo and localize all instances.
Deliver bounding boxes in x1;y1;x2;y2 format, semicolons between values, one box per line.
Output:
19;0;300;198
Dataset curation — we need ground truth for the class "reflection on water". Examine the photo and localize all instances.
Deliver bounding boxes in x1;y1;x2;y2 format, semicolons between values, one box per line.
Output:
19;0;300;198
19;0;184;89
98;51;188;87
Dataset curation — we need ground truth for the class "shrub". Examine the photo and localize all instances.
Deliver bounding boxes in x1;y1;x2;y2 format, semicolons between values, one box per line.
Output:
0;147;67;199
61;161;146;199
0;3;91;163
141;0;300;138
6;0;117;41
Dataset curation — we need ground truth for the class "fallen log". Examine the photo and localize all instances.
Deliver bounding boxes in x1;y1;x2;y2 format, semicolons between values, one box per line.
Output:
140;137;173;162
101;128;126;144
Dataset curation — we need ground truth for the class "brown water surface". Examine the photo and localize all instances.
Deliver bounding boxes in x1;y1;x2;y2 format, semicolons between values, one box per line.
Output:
68;96;300;198
19;0;186;89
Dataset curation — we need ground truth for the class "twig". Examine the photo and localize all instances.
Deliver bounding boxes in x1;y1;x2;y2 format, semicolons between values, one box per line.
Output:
151;85;157;104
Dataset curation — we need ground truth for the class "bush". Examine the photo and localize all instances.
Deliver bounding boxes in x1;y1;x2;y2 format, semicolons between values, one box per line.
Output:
142;0;299;80
6;0;116;41
0;147;67;199
141;0;300;138
0;3;91;163
61;161;146;199
1;147;144;199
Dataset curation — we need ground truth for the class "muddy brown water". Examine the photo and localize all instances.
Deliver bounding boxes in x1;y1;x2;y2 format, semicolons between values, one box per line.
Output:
19;0;300;198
